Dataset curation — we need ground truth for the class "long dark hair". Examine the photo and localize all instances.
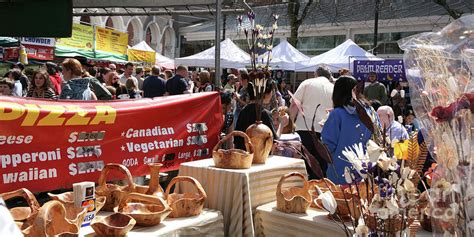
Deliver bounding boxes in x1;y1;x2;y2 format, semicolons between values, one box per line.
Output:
31;70;52;90
332;76;357;108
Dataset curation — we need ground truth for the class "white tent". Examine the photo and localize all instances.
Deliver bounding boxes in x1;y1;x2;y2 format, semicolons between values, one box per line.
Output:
175;38;250;68
155;53;175;69
266;39;310;71
130;41;155;52
295;39;382;72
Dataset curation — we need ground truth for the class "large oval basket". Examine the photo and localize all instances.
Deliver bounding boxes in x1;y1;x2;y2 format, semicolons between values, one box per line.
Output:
213;131;254;169
116;192;172;226
276;172;311;214
165;176;206;218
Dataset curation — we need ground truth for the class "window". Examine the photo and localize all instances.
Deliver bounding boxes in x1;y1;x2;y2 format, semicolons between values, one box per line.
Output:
354;31;422;54
296;35;346;56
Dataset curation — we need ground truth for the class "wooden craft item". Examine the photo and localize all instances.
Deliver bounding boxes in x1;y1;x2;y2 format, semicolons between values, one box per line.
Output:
134;162;164;196
213;131;254;169
96;163;136;211
116;192;172;226
246;121;273;164
1;188;41;231
48;192;106;215
22;200;79;237
165;176;206;218
91;213;136;237
276;172;311;214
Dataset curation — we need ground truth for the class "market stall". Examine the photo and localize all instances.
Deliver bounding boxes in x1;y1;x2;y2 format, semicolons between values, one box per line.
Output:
79;209;224;236
295;39;382;72
264;39;310;71
177;156;308;237
175;38;250;68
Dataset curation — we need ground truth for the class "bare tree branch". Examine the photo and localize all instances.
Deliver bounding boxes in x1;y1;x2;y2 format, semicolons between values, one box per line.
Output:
433;0;463;19
296;0;314;25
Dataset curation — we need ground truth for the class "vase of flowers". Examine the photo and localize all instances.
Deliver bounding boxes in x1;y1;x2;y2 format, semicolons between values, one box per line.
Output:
238;12;279;164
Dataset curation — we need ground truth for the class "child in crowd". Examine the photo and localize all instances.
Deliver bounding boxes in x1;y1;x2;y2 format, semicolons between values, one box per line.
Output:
125;78;142;99
0;78;14;96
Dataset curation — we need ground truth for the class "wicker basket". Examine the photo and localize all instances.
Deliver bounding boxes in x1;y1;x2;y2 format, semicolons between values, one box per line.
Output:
365;213;414;237
276;172;311;214
96;163;136;211
1;188;41;231
213;131;254;169
165;176;207;218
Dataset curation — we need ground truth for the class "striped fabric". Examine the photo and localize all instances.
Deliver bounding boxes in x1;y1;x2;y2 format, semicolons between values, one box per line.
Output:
255;202;432;237
79;209;224;236
178;156;308;237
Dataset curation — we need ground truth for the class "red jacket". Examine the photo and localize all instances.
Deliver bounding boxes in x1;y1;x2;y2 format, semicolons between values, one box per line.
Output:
49;73;62;95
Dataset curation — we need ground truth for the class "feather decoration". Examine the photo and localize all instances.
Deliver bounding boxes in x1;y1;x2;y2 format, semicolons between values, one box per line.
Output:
416;139;429;174
405;132;420;170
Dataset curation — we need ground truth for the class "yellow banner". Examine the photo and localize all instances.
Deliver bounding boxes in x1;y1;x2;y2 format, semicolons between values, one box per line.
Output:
56;23;94;51
128;49;156;64
95;26;128;55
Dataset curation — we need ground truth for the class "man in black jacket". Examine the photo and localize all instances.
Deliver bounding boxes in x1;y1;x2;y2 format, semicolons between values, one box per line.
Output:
143;66;167;98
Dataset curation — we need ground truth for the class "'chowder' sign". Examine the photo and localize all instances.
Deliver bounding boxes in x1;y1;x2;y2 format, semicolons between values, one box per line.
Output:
21;37;56;47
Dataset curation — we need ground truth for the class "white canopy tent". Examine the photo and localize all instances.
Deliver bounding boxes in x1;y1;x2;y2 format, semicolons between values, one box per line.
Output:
155;53;175;69
175;38;250;68
266;39;310;71
130;41;155;51
130;41;175;69
295;39;382;72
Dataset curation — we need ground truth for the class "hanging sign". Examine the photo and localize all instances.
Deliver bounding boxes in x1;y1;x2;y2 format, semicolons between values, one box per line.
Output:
353;59;407;82
56;23;94;51
95;26;128;55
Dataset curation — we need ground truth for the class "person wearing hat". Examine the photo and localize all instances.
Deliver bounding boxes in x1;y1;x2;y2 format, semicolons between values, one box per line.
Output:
363;72;388;105
72;56;112;100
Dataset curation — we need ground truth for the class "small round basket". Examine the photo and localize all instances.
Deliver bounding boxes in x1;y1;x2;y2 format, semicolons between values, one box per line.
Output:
165;176;206;218
213;131;254;169
276;172;311;214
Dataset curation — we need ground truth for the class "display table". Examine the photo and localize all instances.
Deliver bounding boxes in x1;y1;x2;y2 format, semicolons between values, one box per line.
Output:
79;209;224;237
178;156;308;237
255;202;432;237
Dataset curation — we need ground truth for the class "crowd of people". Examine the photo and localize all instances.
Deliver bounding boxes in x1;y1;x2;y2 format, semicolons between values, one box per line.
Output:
0;57;422;185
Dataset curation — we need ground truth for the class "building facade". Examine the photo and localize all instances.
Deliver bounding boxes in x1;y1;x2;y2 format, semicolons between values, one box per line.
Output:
178;0;473;59
74;8;177;58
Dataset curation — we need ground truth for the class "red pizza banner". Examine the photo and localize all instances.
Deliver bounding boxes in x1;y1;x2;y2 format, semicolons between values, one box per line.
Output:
0;92;223;193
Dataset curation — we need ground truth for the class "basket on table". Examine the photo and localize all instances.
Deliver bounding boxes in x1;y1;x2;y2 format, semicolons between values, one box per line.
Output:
213;131;254;169
276;172;311;214
165;176;206;218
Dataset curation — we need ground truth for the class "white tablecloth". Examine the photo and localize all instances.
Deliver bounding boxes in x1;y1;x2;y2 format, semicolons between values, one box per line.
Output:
255;202;432;237
178;156;308;237
79;209;224;237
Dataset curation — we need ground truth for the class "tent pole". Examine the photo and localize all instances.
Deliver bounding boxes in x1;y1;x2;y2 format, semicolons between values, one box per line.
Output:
215;0;222;89
292;71;296;92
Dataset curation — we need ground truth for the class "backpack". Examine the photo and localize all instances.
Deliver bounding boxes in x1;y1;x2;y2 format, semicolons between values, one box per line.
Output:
59;78;93;100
